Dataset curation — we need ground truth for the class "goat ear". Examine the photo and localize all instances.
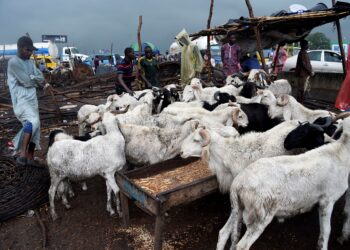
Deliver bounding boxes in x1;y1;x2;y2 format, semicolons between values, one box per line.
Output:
191;120;200;131
199;128;211;147
256;89;264;95
228;101;238;107
277;95;289;106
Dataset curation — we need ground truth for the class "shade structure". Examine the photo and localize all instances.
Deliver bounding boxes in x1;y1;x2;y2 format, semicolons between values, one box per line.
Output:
130;42;160;55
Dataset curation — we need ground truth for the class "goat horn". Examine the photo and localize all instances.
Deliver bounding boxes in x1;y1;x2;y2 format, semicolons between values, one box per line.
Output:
309;123;324;132
214;91;221;101
199;128;211;147
333;112;350;122
136;92;147;101
317;116;333;128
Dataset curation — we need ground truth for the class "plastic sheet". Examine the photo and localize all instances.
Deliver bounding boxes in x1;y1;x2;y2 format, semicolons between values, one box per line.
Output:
335;46;350;111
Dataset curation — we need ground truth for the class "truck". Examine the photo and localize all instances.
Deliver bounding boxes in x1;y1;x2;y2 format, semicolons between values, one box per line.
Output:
61;46;90;63
0;42;55;58
0;42;90;64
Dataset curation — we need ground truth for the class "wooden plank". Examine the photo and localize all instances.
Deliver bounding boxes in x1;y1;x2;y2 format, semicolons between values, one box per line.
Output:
161;176;218;211
115;174;159;215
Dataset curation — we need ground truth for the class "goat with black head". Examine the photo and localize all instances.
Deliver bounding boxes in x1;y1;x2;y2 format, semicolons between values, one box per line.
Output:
283;117;332;150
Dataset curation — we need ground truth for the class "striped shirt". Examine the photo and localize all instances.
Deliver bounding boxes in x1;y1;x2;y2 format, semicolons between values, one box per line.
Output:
117;59;135;87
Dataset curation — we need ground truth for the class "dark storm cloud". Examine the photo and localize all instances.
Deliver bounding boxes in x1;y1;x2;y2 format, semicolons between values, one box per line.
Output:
1;0;349;54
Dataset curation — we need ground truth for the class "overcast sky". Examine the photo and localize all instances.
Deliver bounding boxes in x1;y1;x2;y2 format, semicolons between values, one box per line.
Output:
1;0;349;54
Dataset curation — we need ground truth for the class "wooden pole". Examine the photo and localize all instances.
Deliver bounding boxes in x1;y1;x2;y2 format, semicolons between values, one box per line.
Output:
137;15;143;58
206;0;214;81
272;44;280;74
332;0;347;75
2;44;5;87
245;0;267;71
137;16;143;85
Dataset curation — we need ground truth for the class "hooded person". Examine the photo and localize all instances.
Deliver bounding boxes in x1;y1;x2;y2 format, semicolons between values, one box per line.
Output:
7;36;49;167
175;29;203;86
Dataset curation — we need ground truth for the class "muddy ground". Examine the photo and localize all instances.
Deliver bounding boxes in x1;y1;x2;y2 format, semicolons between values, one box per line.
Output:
0;178;349;250
1;104;350;250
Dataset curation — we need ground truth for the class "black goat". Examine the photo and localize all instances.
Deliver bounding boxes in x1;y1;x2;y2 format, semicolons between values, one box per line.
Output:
284;122;326;150
202;92;236;111
239;82;263;99
48;129;100;148
238;103;281;134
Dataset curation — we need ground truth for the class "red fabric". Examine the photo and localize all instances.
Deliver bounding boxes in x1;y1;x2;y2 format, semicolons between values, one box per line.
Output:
335;45;350;111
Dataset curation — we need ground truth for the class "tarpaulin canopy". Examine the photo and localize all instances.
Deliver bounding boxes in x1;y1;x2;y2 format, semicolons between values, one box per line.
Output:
130;42;160;55
190;1;350;54
335;45;350;111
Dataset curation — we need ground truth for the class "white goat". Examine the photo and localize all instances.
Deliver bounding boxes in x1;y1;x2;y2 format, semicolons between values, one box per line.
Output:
268;79;292;97
339;185;350;244
180;120;301;193
119;120;199;166
163;106;249;129
267;94;334;122
216;117;350;250
47;112;126;220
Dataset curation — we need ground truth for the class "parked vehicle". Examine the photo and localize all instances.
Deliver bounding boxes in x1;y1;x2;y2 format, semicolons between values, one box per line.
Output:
283;49;344;73
61;46;89;63
93;54;123;66
31;55;57;70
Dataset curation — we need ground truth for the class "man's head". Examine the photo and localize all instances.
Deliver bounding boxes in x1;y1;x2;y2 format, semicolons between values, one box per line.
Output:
17;36;36;60
144;46;153;59
124;47;135;60
300;39;309;50
227;32;236;45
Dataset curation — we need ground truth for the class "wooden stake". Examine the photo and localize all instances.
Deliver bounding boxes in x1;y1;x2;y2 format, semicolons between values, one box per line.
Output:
245;0;267;71
137;15;143;58
206;0;215;81
332;0;347;75
272;44;280;74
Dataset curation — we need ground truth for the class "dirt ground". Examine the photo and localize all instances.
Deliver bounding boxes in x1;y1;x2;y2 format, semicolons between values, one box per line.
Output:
0;178;349;250
1;112;350;250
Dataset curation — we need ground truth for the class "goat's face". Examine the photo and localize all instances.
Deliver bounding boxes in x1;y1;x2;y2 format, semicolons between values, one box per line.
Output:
190;78;201;87
226;75;244;86
258;89;276;106
284;123;325;150
180;128;210;158
230;108;249;128
182;85;195;102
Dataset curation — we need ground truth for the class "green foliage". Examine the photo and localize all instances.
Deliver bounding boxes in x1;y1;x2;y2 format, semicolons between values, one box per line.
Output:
306;32;331;50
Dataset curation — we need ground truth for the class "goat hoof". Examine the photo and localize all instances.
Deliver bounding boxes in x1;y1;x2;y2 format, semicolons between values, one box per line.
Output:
81;183;88;191
118;211;123;218
108;209;115;216
337;236;346;245
65;204;71;210
51;213;59;221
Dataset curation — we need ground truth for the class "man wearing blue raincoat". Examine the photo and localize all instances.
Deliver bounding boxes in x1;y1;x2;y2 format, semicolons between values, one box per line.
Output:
7;36;48;166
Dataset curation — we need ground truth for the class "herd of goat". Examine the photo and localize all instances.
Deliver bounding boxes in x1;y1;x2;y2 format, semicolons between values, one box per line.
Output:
46;69;350;250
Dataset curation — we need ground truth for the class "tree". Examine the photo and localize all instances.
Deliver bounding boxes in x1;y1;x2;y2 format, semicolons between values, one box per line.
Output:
306;32;331;50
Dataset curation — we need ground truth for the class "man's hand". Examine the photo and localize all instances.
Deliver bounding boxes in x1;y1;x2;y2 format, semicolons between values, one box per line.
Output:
311;71;315;77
